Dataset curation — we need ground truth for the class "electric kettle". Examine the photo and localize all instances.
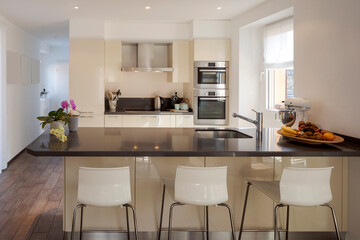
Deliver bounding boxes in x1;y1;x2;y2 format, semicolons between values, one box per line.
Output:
154;96;163;110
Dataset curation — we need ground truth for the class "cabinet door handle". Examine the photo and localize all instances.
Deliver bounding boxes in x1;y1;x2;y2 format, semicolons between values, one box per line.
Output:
80;116;94;119
107;116;118;118
141;116;157;118
79;111;94;114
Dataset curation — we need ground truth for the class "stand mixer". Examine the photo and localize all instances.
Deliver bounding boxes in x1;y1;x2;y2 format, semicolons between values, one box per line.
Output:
279;98;311;127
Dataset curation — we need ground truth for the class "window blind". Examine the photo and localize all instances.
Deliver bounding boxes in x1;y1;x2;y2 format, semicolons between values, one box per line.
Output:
263;18;294;69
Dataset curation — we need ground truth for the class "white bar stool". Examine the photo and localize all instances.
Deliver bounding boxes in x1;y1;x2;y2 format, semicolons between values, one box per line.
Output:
238;167;341;240
167;166;236;240
71;167;138;240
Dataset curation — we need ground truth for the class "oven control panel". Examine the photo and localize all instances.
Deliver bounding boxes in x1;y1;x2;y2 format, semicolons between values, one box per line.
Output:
194;89;229;97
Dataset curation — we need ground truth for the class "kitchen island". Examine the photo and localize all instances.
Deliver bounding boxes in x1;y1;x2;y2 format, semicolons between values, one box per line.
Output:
26;127;360;239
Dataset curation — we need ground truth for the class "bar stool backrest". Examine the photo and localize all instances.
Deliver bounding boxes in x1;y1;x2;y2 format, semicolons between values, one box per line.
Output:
78;167;131;207
175;166;228;206
280;167;333;206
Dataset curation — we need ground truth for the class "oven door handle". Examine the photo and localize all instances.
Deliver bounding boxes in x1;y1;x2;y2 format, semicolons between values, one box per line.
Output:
199;97;226;101
199;69;226;72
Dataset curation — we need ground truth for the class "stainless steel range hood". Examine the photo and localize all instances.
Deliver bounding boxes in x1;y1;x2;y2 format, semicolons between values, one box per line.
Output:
121;43;174;72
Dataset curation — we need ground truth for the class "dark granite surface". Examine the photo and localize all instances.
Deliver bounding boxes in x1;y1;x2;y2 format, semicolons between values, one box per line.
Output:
105;110;194;115
26;128;360;157
105;97;193;115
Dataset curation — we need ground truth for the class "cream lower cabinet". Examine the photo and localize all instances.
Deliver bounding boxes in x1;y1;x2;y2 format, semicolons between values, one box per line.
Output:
78;114;104;127
122;115;175;128
104;115;123;127
175;115;194;127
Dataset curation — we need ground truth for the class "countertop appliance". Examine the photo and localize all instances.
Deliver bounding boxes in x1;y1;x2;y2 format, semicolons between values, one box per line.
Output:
283;97;311;127
194;89;229;125
154;96;164;110
194;61;229;89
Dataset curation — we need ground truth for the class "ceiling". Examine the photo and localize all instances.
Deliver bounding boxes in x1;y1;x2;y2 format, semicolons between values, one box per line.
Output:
0;0;266;46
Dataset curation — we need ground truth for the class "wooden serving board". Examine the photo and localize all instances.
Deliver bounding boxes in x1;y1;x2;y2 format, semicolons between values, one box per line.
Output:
277;130;344;145
170;109;189;112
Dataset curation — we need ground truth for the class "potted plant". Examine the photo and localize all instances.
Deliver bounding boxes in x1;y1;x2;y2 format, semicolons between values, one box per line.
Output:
37;108;70;130
61;99;80;132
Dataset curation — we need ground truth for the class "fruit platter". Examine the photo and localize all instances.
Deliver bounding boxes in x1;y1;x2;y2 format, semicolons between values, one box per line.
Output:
278;121;344;145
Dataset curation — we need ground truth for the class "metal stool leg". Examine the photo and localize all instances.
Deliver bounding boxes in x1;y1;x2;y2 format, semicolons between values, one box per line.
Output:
71;204;86;240
79;205;85;240
206;206;209;240
168;202;183;240
285;205;290;240
218;203;236;240
274;204;284;240
125;205;130;240
239;182;252;240
123;204;138;240
322;203;341;240
158;184;166;240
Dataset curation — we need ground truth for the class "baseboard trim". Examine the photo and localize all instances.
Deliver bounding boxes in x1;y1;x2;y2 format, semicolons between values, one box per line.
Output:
65;230;346;240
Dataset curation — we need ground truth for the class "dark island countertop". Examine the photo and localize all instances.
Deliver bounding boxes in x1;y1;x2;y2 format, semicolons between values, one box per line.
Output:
26;128;360;157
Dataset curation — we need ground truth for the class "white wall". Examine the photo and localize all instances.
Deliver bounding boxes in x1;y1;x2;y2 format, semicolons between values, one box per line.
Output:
192;20;231;39
230;0;293;128
40;45;69;113
294;0;360;138
105;21;191;41
3;16;42;163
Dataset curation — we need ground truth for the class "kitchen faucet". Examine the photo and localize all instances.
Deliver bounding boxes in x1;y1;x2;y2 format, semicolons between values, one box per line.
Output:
233;109;263;133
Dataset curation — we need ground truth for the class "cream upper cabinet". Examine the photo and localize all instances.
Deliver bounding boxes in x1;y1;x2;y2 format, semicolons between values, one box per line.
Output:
105;40;122;82
168;41;190;83
69;39;105;114
193;39;231;61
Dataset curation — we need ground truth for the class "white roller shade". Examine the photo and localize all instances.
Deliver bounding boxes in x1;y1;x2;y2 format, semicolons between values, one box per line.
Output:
264;18;293;69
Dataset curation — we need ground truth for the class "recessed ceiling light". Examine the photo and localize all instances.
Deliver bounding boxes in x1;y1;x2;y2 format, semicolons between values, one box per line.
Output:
74;6;79;10
217;6;222;10
145;6;151;10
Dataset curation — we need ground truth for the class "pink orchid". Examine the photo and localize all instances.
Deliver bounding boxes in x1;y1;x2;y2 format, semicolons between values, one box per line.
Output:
70;99;76;110
61;100;69;110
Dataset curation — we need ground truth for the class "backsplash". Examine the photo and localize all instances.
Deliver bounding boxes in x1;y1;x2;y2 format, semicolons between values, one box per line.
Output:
105;72;184;97
105;97;184;111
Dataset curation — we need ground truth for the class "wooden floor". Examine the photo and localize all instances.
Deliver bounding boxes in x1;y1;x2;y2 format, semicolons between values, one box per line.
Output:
0;152;64;240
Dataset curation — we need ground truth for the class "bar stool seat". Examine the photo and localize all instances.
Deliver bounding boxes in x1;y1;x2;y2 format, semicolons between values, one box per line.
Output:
167;166;236;240
239;167;341;240
71;167;138;240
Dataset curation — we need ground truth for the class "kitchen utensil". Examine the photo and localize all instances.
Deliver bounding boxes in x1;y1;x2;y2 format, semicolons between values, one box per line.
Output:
105;90;114;100
278;109;296;127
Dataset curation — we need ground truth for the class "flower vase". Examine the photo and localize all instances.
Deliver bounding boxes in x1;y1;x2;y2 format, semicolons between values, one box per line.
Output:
69;116;80;132
49;121;69;134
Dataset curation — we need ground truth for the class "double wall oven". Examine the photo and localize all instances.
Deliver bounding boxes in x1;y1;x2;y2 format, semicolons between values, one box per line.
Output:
194;61;229;125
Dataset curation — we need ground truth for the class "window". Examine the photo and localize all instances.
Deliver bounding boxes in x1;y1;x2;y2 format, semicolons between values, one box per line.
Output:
263;18;294;109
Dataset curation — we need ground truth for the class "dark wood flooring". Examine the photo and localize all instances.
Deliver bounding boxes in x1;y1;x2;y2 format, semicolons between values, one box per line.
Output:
0;152;64;240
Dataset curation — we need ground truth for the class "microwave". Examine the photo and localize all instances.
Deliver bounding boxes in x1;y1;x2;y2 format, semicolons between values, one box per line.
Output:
194;61;229;89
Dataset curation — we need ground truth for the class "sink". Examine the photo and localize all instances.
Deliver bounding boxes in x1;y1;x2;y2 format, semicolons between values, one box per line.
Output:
195;129;252;139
